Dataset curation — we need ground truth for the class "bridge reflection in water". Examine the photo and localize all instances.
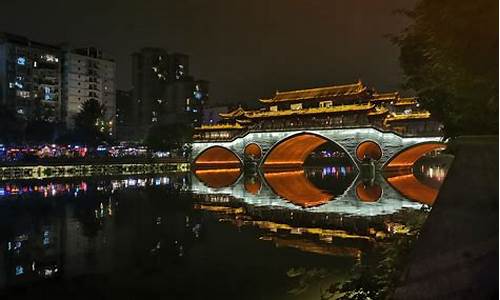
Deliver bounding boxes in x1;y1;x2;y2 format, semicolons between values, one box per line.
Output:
191;162;447;215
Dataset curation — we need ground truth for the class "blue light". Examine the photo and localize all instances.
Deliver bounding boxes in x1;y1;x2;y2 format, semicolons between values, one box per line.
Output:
44;86;52;101
17;57;26;65
15;266;24;276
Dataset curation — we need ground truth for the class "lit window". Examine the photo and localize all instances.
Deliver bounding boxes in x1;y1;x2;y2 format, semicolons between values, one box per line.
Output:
290;103;302;110
270;106;278;112
17;57;26;65
15;266;24;276
16;91;30;98
42;54;59;63
194;91;202;100
319;101;333;108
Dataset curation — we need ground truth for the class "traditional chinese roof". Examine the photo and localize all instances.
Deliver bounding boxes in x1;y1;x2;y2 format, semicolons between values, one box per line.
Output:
236;119;253;125
244;103;375;119
394;97;418;106
371;91;399;102
195;123;246;131
219;106;247;119
385;112;431;122
259;80;368;104
367;106;389;116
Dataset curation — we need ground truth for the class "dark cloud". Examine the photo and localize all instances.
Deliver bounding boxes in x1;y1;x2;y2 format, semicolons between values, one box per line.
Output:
0;0;416;105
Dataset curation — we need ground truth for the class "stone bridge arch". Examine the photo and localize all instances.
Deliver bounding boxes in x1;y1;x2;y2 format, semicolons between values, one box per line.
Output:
193;145;242;169
191;127;444;171
260;132;357;170
383;141;447;170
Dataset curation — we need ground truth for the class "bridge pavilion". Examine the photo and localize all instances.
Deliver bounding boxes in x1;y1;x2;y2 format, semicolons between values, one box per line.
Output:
194;80;441;141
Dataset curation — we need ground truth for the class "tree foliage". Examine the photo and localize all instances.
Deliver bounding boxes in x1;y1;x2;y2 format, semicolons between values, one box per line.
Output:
394;0;498;137
145;123;193;153
72;99;111;145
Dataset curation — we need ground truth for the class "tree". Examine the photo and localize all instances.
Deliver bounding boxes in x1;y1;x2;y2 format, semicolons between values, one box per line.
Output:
394;0;498;137
73;99;111;145
25;120;59;144
145;123;193;154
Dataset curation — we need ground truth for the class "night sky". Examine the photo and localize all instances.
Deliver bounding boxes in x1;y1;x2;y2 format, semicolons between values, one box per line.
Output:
0;0;415;106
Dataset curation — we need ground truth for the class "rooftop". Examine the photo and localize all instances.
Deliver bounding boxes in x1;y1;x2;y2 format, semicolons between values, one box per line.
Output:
259;80;368;104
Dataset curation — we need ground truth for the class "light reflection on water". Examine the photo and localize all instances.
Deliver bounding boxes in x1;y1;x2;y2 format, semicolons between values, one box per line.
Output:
0;159;449;299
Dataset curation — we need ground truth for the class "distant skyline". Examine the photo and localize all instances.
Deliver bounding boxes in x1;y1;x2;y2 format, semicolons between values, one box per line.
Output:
0;0;416;106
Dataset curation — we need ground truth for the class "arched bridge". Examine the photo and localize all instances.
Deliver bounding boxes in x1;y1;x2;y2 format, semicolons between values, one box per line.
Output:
192;127;445;170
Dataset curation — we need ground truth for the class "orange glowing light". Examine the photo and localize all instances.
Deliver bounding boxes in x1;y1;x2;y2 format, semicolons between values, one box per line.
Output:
263;169;332;208
244;143;262;159
385;143;446;170
263;133;328;169
386;173;439;205
194;146;241;169
244;177;262;195
355;182;383;202
356;141;382;161
194;168;242;188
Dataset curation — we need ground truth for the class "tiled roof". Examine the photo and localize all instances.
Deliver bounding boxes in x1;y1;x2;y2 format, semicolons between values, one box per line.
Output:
259;80;367;103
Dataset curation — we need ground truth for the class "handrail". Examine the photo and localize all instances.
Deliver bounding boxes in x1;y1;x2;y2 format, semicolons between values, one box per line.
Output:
193;124;444;144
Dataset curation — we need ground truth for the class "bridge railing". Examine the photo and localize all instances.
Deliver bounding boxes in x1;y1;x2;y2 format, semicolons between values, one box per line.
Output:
193;123;443;143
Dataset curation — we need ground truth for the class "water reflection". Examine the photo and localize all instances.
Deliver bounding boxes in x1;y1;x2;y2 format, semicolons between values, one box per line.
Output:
192;159;448;214
0;157;450;298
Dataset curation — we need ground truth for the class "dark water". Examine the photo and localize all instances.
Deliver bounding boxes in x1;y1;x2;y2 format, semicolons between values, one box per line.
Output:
0;160;448;299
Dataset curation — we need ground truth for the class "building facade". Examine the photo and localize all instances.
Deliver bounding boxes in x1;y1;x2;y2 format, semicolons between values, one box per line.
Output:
115;89;133;139
62;47;116;133
0;33;62;123
130;48;208;140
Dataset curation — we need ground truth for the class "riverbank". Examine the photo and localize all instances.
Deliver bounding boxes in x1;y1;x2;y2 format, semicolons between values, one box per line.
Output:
394;136;498;299
0;160;190;180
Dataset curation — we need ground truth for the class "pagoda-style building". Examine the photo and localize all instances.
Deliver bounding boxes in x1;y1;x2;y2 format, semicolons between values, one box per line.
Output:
194;80;441;141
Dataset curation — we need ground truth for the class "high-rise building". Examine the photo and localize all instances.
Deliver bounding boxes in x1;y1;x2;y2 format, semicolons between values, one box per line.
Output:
130;48;208;140
62;47;116;133
115;89;133;139
0;32;62;123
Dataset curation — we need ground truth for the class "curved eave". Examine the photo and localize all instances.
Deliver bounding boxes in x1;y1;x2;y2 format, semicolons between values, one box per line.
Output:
385;113;431;122
244;104;375;119
194;124;246;131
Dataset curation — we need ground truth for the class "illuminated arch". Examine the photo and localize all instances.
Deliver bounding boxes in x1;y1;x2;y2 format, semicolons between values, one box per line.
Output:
386;173;439;205
244;176;262;195
384;142;446;170
194;168;242;188
262;132;356;169
355;182;383;202
244;143;262;159
263;169;333;208
193;146;242;169
356;140;382;161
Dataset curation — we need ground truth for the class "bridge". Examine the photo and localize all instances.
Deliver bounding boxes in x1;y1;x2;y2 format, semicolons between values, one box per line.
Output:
190;167;439;216
191;126;445;171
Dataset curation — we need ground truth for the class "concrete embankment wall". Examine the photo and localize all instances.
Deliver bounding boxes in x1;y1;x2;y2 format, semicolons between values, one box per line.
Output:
0;161;190;180
394;136;498;299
